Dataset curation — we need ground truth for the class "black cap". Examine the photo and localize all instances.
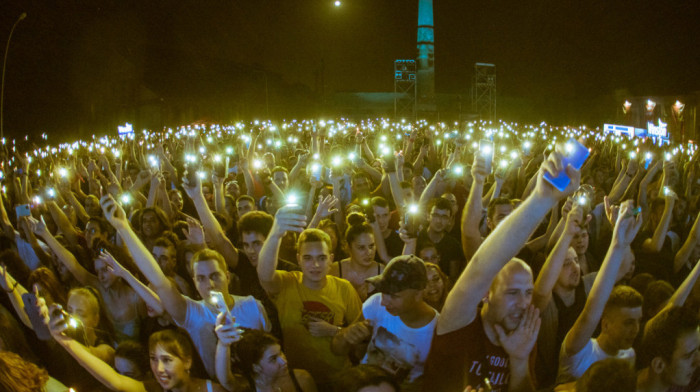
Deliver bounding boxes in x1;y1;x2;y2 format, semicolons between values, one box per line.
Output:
366;255;428;294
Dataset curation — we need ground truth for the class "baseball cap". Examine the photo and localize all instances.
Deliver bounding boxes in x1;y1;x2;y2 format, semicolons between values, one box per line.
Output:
366;255;428;294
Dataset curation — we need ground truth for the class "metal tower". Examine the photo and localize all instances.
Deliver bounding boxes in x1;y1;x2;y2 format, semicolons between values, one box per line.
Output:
472;63;496;120
394;59;417;119
416;0;435;110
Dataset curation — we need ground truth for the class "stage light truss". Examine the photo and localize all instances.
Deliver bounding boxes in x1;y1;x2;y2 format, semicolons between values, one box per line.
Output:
472;62;497;121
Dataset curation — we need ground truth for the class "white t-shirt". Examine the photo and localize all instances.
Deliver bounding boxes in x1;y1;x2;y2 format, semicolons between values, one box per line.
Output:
176;294;270;379
557;338;635;384
361;293;438;386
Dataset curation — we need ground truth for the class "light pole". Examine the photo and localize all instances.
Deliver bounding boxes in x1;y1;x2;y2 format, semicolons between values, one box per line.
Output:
1;12;27;140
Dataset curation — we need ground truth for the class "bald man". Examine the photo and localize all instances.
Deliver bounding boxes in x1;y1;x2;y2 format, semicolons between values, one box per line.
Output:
424;148;582;392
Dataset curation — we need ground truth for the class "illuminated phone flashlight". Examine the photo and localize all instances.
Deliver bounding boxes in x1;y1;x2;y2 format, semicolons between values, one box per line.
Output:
629;151;637;159
665;152;672;161
577;195;587;205
68;316;80;329
499;160;508;169
332;156;342;167
148;155;158;168
197;171;206;180
436;139;442;146
33;196;42;205
113;150;120;158
361;198;370;207
226;146;234;155
471;142;478;149
645;152;652;160
59;168;68;178
510;150;519;160
380;135;387;142
453;165;463;175
121;194;132;205
253;160;262;169
313;153;320;160
481;144;492;156
663;186;671;196
207;136;213;143
311;163;321;174
213;154;222;163
274;140;281;148
408;204;419;214
380;146;390;156
286;193;299;207
499;146;506;153
47;188;55;198
348;152;356;161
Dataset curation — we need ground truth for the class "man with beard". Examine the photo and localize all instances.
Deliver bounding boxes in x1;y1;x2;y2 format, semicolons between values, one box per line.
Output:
557;202;644;384
423;148;580;392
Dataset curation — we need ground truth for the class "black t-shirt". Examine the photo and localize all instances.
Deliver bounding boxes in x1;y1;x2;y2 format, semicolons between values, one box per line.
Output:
375;230;404;263
423;311;512;392
416;229;465;277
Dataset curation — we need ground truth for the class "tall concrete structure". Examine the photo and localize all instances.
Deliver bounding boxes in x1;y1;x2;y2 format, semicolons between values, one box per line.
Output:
417;0;436;111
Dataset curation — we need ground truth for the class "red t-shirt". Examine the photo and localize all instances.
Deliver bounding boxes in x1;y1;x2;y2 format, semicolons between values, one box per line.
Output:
423;312;511;392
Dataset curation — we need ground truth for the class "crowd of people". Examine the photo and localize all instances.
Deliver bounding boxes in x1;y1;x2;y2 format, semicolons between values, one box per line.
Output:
0;118;699;392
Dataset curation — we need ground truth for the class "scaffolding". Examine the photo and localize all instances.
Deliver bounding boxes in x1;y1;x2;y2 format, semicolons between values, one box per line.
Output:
472;63;496;121
394;59;417;119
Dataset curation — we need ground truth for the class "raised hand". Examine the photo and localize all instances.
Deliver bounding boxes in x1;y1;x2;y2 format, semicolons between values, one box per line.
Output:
214;312;242;346
612;200;643;248
471;155;489;183
0;264;16;292
270;206;307;237
494;305;541;361
100;194;129;229
181;171;203;201
315;195;339;219
26;216;48;238
564;203;584;237
603;195;619;227
182;218;205;245
534;146;581;202
97;250;127;278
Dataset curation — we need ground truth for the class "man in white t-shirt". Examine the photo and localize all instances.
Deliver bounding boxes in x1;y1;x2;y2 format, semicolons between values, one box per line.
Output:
333;255;438;391
557;201;644;384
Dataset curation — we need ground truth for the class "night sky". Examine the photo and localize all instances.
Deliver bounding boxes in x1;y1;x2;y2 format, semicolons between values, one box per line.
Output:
1;0;699;137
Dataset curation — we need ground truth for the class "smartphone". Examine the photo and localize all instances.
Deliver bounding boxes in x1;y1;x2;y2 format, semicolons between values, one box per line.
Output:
310;163;323;182
184;162;198;185
15;204;31;218
404;205;419;238
479;139;494;174
22;293;51;341
543;138;590;191
644;153;652;170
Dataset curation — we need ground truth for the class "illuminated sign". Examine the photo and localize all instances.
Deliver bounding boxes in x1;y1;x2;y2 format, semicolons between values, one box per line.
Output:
118;123;134;135
647;119;668;138
604;123;635;137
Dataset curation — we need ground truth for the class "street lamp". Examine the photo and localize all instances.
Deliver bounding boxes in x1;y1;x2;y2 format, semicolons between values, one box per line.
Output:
1;12;27;140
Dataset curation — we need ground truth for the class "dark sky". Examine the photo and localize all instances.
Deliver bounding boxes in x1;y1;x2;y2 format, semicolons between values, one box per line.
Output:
1;0;699;137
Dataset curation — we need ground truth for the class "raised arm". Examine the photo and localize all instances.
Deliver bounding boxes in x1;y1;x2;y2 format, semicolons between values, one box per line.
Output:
0;264;32;328
460;155;488;264
641;189;676;253
440;148;581;334
533;205;582;311
99;250;164;316
674;212;700;273
100;195;188;325
29;217;98;287
46;303;146;392
182;175;239;270
257;207;306;296
562;201;642;356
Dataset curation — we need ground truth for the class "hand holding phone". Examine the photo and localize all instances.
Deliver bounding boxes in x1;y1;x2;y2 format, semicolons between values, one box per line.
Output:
479;140;494;174
543;138;589;192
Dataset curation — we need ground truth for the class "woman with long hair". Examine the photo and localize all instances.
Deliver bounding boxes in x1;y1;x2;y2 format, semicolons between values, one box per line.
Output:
328;213;384;301
46;303;227;392
215;314;316;392
0;350;67;392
